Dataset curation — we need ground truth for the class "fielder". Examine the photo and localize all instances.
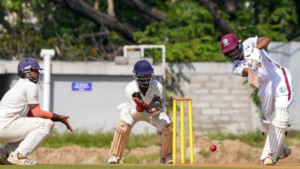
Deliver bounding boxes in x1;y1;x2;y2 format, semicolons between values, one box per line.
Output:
108;60;173;164
0;58;73;165
220;33;293;165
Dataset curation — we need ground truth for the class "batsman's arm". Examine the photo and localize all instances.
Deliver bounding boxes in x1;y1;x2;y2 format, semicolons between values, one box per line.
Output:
241;68;249;77
28;104;73;131
256;37;271;50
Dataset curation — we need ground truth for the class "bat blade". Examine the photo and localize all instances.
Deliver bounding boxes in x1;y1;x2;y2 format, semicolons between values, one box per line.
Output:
248;68;259;89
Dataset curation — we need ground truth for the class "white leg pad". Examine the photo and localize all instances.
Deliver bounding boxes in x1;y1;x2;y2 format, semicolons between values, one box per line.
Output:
260;107;289;162
109;120;132;161
261;119;286;159
159;122;173;159
261;119;270;136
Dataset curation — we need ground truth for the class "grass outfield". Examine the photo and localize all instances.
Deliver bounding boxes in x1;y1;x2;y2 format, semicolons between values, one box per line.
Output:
1;164;299;169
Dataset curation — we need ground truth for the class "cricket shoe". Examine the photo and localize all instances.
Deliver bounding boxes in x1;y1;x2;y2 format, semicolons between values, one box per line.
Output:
160;154;173;164
165;154;173;164
278;146;291;160
0;148;11;165
7;152;37;165
108;155;119;164
262;157;274;166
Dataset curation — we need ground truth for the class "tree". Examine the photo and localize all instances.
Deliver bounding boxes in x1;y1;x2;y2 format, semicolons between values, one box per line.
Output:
0;0;298;61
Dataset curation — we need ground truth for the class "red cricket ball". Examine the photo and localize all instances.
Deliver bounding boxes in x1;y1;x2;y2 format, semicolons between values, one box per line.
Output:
210;144;217;152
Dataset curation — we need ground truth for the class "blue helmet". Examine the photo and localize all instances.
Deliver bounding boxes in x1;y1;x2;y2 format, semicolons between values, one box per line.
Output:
133;60;154;75
17;58;42;83
17;57;43;72
133;60;154;88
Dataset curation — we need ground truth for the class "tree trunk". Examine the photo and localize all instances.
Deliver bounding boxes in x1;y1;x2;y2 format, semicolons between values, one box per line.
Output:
107;0;115;17
94;0;99;10
198;0;233;35
119;0;164;22
0;0;16;37
49;0;138;43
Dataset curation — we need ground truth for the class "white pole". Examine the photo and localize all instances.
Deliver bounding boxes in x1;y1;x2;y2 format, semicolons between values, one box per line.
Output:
40;49;55;111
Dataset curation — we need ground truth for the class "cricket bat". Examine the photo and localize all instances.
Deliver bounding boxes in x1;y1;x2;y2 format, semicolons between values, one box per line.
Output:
248;63;259;89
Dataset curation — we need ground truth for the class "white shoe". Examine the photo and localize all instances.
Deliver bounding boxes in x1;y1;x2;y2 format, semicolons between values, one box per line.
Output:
160;154;173;164
262;157;274;165
0;148;11;165
7;152;37;165
165;154;173;164
108;155;119;164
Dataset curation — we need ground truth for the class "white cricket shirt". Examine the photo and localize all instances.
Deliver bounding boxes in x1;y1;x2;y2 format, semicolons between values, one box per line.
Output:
232;36;281;84
0;78;39;119
118;79;163;117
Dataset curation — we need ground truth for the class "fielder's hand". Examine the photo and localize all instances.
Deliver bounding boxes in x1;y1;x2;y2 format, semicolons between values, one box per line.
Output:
146;95;162;113
132;92;146;112
60;115;73;131
246;48;262;67
51;113;73;131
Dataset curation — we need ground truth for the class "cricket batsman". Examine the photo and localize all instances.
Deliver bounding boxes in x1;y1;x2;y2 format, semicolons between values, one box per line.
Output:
220;33;294;165
108;60;173;164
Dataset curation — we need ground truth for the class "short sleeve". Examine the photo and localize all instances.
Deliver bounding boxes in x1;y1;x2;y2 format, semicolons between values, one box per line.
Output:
25;83;40;104
233;60;248;76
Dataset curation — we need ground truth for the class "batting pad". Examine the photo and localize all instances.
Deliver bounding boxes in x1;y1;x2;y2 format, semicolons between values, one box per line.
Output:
260;107;289;162
261;119;270;136
160;122;173;159
261;119;287;159
109;120;132;161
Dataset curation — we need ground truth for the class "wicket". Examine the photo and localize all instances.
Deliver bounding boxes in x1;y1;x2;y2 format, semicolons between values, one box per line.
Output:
172;98;194;164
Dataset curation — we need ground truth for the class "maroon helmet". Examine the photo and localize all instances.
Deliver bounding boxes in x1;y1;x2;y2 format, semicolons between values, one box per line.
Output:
220;33;243;61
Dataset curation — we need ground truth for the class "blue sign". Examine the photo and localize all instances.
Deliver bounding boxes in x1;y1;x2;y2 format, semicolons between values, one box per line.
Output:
72;82;92;91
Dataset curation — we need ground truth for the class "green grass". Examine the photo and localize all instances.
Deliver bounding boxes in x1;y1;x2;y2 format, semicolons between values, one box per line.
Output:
41;130;159;149
207;129;300;148
207;130;265;148
40;129;300;149
123;153;158;164
0;164;270;169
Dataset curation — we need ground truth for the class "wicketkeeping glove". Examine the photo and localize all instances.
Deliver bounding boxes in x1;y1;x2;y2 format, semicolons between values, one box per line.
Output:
146;95;162;113
246;48;262;67
132;92;146;112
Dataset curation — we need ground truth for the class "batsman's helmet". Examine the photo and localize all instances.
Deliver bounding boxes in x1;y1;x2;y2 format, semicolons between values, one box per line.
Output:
220;33;243;62
133;60;154;88
17;57;43;83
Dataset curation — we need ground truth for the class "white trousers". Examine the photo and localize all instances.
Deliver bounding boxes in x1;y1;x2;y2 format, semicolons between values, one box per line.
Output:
0;117;54;157
119;108;171;133
258;68;294;120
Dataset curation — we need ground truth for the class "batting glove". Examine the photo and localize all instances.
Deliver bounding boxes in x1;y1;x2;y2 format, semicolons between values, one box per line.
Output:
246;48;262;67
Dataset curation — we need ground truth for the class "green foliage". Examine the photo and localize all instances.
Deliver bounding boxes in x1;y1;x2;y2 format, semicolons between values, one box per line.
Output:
231;0;298;41
1;0;299;61
134;0;225;62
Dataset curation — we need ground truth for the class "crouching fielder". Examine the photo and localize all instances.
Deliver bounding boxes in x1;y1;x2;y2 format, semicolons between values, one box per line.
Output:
220;33;294;165
108;60;173;164
0;58;73;165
